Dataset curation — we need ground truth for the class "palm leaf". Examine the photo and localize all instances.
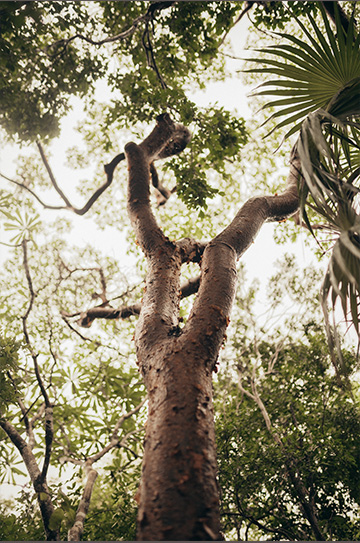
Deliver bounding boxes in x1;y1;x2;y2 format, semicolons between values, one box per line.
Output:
247;3;360;136
249;4;360;343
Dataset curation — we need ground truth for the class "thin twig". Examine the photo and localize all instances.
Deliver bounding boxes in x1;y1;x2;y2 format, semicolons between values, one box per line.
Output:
219;1;254;46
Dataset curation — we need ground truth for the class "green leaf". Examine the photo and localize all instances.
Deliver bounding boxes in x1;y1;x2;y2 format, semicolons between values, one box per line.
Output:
49;508;65;531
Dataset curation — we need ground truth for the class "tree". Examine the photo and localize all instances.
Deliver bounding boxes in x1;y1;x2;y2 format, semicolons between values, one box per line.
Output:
0;1;359;540
215;257;360;540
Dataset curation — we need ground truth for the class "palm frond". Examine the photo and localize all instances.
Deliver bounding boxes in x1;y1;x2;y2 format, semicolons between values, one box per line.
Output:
247;3;360;136
249;4;360;343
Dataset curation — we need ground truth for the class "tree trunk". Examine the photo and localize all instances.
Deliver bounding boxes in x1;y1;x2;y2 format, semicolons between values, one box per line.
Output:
125;114;301;541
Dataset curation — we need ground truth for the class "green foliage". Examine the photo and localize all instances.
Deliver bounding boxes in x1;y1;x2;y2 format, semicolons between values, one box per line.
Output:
2;3;360;541
0;232;145;539
0;2;105;141
250;1;318;31
249;4;360;138
216;328;360;541
0;495;44;541
0;1;248;208
0;333;22;408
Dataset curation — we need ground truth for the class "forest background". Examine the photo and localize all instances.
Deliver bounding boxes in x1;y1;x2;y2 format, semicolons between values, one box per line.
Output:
0;1;360;541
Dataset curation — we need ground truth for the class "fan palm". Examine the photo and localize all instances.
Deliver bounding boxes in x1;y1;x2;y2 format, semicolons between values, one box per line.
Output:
249;3;360;348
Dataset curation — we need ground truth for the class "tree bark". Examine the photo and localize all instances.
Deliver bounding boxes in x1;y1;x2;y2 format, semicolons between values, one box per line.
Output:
125;114;301;541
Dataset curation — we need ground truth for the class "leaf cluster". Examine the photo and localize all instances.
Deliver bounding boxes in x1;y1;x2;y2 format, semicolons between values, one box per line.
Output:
0;2;105;141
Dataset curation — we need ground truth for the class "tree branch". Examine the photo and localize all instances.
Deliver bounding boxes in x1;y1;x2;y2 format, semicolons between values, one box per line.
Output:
0;413;58;540
73;275;201;327
67;463;98;542
44;2;176;59
40;406;54;484
88;399;146;464
22;240;51;407
220;1;254;46
178;152;302;373
37;141;124;215
66;399;146;541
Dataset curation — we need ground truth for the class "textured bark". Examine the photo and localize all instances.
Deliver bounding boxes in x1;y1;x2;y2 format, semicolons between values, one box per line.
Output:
125;115;301;541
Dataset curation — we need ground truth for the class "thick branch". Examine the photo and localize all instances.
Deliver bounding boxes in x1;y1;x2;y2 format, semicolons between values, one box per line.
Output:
180;154;301;372
125;114;192;351
125;113;191;253
74;275;201;327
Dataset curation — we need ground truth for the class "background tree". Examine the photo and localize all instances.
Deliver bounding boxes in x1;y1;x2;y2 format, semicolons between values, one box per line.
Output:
0;1;359;541
216;257;360;540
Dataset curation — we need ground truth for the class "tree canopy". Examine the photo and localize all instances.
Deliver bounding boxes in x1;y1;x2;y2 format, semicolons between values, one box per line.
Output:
0;1;360;541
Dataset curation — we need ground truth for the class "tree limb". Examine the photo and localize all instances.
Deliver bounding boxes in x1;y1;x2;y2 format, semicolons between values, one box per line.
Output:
37;141;124;215
73;275;201;327
40;406;54;484
178;151;302;374
68;463;98;542
22;240;51;407
0;413;59;540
